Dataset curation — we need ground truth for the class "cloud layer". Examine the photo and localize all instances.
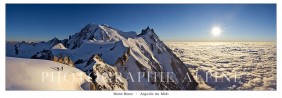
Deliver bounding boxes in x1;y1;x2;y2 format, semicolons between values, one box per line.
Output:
166;42;276;90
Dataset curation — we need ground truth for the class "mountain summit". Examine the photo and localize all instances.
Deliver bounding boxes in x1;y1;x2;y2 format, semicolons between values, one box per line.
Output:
6;23;198;90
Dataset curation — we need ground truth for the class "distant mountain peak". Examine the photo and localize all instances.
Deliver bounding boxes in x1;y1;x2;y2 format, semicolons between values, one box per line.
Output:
49;37;60;46
80;23;99;33
50;37;59;41
138;26;158;37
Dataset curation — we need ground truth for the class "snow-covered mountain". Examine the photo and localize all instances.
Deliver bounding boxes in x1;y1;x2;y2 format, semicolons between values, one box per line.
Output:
6;23;198;90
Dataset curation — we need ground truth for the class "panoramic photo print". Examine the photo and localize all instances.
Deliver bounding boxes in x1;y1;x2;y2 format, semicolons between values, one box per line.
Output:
6;4;276;90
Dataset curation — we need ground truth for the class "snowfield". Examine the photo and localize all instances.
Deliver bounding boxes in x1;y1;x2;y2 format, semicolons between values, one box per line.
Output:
6;57;92;90
166;42;276;90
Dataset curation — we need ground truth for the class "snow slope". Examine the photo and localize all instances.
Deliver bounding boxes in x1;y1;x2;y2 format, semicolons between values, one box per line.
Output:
51;43;67;49
6;57;92;90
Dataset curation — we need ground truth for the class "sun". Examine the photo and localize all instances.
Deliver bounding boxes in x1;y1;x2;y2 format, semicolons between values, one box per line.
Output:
211;26;222;36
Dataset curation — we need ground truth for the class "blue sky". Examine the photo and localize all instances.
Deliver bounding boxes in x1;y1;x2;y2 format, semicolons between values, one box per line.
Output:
6;4;276;41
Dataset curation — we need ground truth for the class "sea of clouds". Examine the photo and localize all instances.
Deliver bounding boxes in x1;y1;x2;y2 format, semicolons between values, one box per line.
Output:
166;42;276;90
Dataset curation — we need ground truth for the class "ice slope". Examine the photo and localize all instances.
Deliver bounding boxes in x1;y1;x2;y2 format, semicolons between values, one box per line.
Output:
6;57;92;90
